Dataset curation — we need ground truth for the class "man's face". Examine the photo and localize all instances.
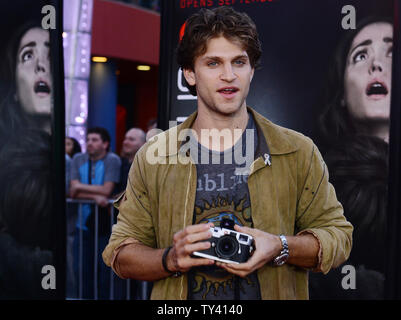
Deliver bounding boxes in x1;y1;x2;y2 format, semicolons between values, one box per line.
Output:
344;22;393;124
183;36;254;117
122;129;145;157
65;138;74;156
86;133;108;158
16;27;52;116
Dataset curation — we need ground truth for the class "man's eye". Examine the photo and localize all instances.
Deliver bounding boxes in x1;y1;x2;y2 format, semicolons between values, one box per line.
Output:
207;61;218;67
353;51;368;63
234;60;245;65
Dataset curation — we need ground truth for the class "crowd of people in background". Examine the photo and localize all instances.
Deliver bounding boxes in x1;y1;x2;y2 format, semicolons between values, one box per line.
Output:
64;120;160;299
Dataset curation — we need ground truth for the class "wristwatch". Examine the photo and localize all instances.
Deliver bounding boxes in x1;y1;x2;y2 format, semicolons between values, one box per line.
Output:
272;235;289;266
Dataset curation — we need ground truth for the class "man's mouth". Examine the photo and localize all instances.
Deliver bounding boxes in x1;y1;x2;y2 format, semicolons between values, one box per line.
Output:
34;80;51;96
366;81;388;98
218;87;239;98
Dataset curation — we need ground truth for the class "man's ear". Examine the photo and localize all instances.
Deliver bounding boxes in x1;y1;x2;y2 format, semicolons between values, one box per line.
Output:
104;141;110;152
183;68;196;86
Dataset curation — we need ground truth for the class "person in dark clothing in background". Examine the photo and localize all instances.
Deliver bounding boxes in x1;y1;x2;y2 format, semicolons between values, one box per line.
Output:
70;127;121;299
117;127;146;194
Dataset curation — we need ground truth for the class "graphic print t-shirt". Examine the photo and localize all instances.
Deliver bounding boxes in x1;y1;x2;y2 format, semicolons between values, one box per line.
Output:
187;113;261;300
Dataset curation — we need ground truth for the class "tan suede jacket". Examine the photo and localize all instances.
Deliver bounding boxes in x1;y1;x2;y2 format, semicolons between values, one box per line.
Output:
102;107;353;300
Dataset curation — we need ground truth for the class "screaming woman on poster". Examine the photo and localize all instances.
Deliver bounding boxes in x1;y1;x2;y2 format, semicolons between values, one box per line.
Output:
0;21;54;299
310;17;393;300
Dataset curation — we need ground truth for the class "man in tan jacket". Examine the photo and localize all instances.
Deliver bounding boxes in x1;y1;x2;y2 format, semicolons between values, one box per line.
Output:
103;6;353;300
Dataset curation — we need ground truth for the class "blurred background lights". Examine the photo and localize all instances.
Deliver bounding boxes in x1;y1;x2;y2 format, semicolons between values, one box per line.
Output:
75;116;85;124
137;65;151;71
64;0;93;151
92;56;108;63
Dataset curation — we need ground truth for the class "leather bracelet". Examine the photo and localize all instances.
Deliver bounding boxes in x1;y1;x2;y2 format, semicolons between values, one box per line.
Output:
162;246;173;273
162;246;182;277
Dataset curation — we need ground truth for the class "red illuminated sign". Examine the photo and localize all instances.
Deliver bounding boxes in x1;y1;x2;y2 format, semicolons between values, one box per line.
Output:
179;0;274;9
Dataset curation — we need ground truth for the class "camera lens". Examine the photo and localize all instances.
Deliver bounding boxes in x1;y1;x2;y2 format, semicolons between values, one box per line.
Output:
215;235;239;259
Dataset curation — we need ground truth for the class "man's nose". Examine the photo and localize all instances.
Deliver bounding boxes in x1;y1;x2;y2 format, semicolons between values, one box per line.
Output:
220;64;237;82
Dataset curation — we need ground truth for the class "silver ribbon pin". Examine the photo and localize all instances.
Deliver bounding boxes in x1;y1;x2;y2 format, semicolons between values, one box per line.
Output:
264;153;271;166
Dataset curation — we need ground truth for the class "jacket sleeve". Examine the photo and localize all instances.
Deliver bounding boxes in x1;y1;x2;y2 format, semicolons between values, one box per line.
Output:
102;150;156;267
295;140;353;274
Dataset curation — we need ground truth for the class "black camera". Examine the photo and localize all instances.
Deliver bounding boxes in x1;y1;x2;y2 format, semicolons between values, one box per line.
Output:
193;219;254;264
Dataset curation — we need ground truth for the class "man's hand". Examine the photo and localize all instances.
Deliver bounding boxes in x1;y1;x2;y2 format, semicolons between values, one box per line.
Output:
69;181;82;198
216;225;282;278
93;195;109;207
166;223;216;273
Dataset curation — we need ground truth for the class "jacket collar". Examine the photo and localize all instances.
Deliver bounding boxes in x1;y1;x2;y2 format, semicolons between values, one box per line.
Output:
249;107;299;156
156;106;298;158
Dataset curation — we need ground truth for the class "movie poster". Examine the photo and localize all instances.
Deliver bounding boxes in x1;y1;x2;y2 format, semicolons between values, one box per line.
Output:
159;0;394;299
0;0;65;299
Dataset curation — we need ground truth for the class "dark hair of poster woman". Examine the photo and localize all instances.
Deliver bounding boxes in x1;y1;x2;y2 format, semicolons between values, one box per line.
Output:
310;16;392;299
0;21;54;299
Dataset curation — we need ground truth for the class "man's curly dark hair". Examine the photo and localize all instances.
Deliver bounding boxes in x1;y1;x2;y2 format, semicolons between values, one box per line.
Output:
176;6;262;96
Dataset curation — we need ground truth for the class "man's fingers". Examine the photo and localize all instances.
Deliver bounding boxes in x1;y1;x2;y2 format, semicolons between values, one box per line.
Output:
234;224;258;237
218;260;253;272
187;257;215;268
179;241;211;255
216;262;248;278
215;252;261;275
174;223;213;243
185;230;212;244
185;223;214;234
